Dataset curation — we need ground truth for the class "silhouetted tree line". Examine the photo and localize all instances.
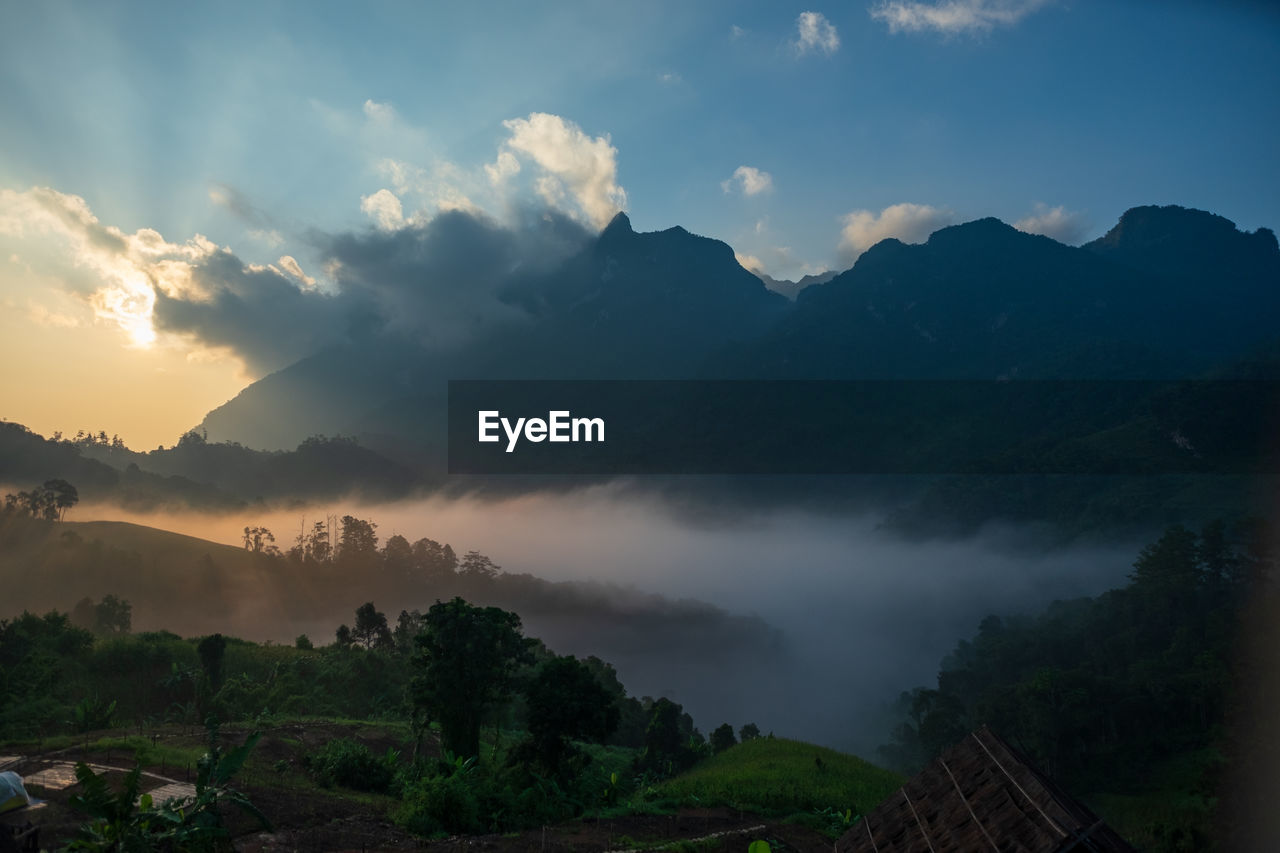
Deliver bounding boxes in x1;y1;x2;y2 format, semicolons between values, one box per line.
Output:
879;518;1273;794
2;479;78;521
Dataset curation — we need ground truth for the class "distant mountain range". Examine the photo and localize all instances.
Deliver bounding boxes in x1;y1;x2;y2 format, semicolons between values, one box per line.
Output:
199;204;1279;450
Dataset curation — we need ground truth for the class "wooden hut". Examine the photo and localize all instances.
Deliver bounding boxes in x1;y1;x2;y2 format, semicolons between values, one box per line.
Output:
838;726;1134;852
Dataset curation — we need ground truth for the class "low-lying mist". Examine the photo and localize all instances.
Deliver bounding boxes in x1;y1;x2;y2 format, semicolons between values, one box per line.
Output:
75;484;1143;757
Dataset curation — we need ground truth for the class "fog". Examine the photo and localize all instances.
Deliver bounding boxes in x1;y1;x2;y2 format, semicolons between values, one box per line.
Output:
82;486;1142;756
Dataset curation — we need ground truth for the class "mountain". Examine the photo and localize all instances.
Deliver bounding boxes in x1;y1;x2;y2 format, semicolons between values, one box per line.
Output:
753;269;838;300
200;212;789;451
735;212;1280;379
125;204;1272;528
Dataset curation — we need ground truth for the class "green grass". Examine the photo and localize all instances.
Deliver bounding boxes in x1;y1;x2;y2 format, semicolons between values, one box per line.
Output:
655;737;903;818
84;734;206;769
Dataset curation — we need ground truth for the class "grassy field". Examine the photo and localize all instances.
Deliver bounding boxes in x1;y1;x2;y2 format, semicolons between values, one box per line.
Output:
656;737;903;820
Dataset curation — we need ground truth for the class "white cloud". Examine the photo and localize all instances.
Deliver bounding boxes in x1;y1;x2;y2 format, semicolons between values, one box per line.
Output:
362;99;397;123
735;253;765;274
484;151;521;186
495;113;627;230
277;255;316;286
730;24;746;39
794;12;840;55
1014;203;1088;244
0;187;224;346
871;0;1051;36
838;202;956;262
659;71;683;85
721;166;774;197
360;189;405;231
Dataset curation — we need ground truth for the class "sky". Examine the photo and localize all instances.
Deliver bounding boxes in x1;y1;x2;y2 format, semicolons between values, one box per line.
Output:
1;0;1278;448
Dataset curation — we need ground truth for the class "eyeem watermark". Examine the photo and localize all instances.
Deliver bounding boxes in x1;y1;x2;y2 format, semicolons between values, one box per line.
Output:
449;379;1280;475
478;410;605;453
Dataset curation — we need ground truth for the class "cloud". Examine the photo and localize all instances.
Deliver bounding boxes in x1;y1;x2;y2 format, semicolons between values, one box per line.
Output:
319;207;590;349
360;189;406;231
730;24;746;40
0;186;206;347
735;253;765;274
484;151;521;186
210;183;288;249
277;255;316;286
1013;203;1088;244
838;202;956;262
494;113;627;230
208;182;273;228
374;158;480;218
247;229;284;248
1;184;604;374
362;99;397;123
721;166;774;197
0;187;360;370
794;12;840;55
871;0;1051;35
151;250;351;373
659;71;683;85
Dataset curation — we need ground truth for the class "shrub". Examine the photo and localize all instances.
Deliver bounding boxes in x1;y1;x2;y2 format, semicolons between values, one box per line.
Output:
307;738;398;793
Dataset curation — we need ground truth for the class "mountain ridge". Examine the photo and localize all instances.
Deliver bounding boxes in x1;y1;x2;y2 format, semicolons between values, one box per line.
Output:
193;203;1278;455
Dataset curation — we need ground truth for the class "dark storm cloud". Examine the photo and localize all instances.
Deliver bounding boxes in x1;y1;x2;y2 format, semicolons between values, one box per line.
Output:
151;250;356;374
318;207;590;348
151;207;592;374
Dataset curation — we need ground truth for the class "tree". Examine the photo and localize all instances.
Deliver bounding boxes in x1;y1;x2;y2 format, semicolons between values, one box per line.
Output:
413;538;458;581
337;516;378;570
738;723;761;742
3;480;77;521
44;479;78;521
393;609;424;655
197;633;227;694
459;550;500;580
382;534;414;580
94;595;132;636
242;525;279;555
298;520;331;564
410;598;534;758
71;597;96;631
524;655;620;773
335;625;353;648
641;697;699;774
710;723;737;754
352;602;393;650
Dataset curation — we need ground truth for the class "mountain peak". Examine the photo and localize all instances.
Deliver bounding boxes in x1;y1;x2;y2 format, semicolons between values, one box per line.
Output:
601;211;633;237
927;217;1021;245
1085;204;1280;275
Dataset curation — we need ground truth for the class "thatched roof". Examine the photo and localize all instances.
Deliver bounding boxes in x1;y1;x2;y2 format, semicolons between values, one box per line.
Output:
838;727;1135;852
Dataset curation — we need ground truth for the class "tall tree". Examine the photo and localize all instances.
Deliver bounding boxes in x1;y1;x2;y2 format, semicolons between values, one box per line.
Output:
459;550;500;580
338;516;379;569
410;598;533;758
44;479;78;521
524;655;620;773
382;534;414;580
197;633;227;693
352;602;393;650
412;538;458;581
242;525;278;555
